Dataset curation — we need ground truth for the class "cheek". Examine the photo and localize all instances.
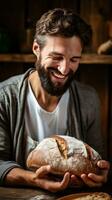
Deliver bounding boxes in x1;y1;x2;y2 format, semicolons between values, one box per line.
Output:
71;62;79;73
41;58;58;69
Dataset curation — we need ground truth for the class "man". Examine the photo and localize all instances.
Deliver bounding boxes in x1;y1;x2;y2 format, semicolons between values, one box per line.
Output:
0;8;110;192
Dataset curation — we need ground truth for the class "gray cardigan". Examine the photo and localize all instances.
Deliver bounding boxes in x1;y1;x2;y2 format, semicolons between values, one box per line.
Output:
0;68;104;184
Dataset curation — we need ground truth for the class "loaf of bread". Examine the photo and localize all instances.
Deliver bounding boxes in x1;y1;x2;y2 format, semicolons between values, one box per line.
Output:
57;192;111;200
26;135;101;176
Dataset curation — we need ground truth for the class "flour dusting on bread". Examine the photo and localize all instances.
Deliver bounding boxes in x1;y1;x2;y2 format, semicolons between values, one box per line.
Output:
27;135;101;176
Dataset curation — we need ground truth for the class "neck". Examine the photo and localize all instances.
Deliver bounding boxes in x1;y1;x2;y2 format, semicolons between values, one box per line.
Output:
28;71;60;112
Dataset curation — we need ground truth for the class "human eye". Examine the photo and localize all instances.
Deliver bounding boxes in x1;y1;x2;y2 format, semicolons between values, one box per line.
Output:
52;55;63;61
71;57;81;63
71;58;77;63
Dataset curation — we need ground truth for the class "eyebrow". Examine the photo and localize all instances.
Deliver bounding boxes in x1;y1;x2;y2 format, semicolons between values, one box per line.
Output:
49;51;81;59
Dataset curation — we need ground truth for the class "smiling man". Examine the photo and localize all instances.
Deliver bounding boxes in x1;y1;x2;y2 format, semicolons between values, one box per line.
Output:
0;8;110;192
33;36;81;97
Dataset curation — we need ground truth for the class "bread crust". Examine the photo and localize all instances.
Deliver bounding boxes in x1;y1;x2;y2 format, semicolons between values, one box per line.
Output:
57;192;111;200
26;135;101;176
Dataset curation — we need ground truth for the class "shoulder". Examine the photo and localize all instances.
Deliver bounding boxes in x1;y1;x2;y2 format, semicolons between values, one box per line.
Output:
0;68;34;105
0;68;33;96
0;74;23;91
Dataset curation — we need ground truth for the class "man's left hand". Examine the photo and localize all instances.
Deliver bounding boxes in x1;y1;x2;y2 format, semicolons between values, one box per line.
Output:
80;160;110;187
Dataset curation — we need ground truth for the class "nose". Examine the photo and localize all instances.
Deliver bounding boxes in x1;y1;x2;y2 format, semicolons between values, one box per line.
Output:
57;60;70;75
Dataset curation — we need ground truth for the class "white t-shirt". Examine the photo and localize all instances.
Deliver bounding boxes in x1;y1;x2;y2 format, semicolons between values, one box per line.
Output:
24;82;69;155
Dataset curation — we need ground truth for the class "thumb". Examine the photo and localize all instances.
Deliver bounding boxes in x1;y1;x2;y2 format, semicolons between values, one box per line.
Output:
35;165;51;178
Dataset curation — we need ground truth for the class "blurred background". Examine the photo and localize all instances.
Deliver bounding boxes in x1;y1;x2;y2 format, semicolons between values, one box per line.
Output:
0;0;112;162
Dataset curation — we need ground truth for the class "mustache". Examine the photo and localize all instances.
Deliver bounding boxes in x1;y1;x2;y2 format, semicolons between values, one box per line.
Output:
47;67;73;76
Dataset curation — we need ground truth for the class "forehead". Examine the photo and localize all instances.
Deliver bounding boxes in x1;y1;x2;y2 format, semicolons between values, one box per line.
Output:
41;35;82;56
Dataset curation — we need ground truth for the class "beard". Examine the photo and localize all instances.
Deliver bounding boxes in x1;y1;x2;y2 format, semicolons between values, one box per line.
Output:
35;61;75;97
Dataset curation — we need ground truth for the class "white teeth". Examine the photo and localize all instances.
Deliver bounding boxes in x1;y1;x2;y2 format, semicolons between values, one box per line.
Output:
53;72;65;79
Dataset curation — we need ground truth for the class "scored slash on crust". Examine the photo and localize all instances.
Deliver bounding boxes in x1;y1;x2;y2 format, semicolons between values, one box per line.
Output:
51;135;68;159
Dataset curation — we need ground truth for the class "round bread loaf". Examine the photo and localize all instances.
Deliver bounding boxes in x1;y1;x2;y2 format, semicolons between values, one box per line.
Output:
26;135;101;176
57;192;111;200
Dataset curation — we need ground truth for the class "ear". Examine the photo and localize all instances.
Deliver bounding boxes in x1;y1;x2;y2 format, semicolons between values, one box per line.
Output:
32;40;40;57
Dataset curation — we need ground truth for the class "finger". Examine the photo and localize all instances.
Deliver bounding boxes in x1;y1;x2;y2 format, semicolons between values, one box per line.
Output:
59;172;70;189
36;172;70;192
88;173;104;183
35;165;51;178
81;174;102;188
88;170;108;184
47;172;70;192
97;160;110;182
71;174;78;180
97;160;110;170
70;175;84;187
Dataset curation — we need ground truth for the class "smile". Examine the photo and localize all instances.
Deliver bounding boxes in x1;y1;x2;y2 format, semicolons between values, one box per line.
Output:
49;68;68;81
52;71;67;79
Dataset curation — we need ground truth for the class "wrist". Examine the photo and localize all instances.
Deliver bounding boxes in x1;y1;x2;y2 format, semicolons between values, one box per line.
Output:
4;167;36;187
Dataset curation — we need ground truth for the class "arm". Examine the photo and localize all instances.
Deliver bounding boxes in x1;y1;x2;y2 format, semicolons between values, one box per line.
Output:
80;89;110;187
0;92;22;183
0;91;70;192
70;84;110;188
85;89;104;157
4;166;70;192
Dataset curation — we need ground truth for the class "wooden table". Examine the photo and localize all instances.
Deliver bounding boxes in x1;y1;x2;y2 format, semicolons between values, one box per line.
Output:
0;184;112;200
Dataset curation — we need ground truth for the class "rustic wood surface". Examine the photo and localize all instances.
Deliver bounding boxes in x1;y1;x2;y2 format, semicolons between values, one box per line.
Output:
0;184;111;200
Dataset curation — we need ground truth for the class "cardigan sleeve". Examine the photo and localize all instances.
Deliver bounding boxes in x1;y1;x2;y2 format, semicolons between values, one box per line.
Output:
0;68;34;185
0;90;21;185
76;82;105;159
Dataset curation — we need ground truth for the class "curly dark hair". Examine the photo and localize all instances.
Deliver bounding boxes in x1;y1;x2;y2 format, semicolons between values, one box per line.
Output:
34;8;92;49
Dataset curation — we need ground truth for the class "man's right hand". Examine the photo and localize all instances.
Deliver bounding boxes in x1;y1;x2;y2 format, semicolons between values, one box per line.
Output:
34;165;70;192
4;166;70;192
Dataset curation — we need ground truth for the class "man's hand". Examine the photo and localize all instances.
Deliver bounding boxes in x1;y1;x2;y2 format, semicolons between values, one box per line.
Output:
34;165;70;192
4;166;70;192
80;160;110;187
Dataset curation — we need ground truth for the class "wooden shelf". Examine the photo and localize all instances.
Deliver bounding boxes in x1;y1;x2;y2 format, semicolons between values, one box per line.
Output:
0;54;112;64
0;54;36;63
81;54;112;64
